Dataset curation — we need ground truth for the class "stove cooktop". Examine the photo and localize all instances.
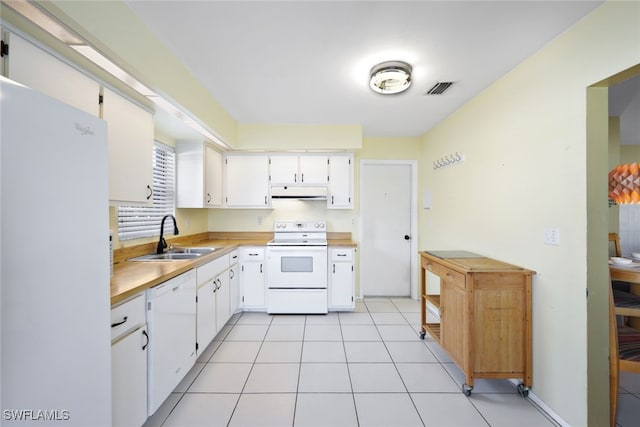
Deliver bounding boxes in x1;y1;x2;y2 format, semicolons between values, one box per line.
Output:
268;238;328;246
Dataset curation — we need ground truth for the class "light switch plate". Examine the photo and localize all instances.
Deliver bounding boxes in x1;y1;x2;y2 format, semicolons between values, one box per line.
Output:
544;227;560;246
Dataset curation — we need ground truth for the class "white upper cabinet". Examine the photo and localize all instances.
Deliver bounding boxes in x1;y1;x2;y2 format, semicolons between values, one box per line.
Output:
102;88;154;205
206;146;223;207
176;141;223;208
8;33;100;116
270;154;328;185
328;154;354;209
224;154;270;208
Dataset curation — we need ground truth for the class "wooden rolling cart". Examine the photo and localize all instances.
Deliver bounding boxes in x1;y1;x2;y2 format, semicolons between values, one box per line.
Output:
420;251;535;396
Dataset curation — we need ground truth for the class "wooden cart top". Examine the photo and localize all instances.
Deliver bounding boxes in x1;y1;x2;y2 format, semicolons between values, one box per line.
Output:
421;251;535;275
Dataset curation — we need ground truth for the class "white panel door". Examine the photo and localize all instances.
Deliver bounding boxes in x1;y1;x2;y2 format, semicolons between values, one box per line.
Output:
360;163;412;296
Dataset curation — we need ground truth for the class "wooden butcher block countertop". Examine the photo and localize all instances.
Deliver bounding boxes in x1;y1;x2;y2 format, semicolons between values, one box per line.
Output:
111;232;357;305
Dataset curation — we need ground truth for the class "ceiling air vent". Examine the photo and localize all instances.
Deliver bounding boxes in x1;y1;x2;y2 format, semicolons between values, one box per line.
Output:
424;81;454;95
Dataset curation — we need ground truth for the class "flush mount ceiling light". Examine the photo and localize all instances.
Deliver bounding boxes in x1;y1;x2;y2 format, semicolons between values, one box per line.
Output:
369;61;412;95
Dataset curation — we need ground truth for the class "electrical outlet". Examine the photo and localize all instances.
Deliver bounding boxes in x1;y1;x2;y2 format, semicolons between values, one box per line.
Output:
257;216;263;225
544;227;559;246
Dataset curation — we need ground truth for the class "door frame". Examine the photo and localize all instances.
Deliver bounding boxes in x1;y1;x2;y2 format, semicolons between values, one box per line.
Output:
359;159;418;300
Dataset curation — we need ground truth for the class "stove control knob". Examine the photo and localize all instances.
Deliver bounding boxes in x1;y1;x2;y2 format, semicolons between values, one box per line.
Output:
315;223;320;228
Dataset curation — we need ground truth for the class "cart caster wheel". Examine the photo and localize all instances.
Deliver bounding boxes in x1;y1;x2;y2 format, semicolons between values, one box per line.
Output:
462;383;473;396
517;383;529;397
419;331;426;340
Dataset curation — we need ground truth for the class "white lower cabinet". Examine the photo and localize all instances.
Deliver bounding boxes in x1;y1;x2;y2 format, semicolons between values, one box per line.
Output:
328;248;356;311
196;254;231;355
196;279;217;355
111;294;148;427
215;272;231;333
239;247;266;310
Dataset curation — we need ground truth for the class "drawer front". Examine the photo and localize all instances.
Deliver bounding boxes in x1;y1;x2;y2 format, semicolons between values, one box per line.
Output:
111;293;146;341
440;266;466;289
229;249;240;265
197;254;230;284
240;247;265;260
422;257;440;276
330;248;353;261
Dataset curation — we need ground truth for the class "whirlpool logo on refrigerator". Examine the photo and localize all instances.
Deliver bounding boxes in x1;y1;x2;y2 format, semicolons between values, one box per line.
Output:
75;122;94;135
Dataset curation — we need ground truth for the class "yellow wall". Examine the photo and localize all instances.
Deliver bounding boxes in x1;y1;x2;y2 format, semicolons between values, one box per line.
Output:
621;144;640;163
237;124;362;150
419;2;639;425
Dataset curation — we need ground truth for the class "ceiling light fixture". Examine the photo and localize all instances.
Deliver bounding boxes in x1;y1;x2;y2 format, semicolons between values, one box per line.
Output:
369;61;412;95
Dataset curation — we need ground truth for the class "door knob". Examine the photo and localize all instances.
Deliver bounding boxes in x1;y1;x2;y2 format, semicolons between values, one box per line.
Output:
404;235;410;240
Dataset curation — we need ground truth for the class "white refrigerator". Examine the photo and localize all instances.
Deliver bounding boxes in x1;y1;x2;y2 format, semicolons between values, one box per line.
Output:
1;77;111;425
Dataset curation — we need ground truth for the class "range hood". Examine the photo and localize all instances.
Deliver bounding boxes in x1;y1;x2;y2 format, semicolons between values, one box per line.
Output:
271;186;328;200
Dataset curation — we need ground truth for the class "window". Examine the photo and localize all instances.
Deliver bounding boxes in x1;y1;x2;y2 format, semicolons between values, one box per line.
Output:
118;142;175;240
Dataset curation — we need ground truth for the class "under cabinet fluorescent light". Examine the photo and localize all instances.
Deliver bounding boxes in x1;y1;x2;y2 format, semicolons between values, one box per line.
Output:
3;0;84;44
70;45;157;97
148;95;230;149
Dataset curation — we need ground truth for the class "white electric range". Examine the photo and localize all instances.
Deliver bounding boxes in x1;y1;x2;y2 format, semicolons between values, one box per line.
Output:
266;220;328;314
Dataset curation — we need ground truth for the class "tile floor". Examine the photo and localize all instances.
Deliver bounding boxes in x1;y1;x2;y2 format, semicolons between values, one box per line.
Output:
142;297;640;427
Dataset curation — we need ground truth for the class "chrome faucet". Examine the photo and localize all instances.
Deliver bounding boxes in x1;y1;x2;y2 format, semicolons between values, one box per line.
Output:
157;214;179;254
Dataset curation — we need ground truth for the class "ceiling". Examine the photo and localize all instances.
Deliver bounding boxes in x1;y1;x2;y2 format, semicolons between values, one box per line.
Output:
610;74;640;145
125;1;604;138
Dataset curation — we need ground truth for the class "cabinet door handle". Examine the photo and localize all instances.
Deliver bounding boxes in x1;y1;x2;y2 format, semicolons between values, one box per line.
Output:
264;195;267;205
331;195;334;205
146;185;153;200
216;278;222;290
230;269;235;279
333;264;336;273
207;193;212;203
142;329;149;351
337;253;347;257
111;316;128;328
260;264;263;274
301;173;304;182
294;173;297;183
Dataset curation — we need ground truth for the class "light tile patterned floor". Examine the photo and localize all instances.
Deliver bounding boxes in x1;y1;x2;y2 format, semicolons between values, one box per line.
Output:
142;297;640;427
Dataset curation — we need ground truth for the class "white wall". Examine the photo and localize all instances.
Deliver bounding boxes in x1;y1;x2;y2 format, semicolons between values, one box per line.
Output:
418;2;639;425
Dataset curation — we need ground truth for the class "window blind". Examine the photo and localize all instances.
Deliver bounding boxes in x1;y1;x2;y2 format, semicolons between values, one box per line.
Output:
118;142;176;241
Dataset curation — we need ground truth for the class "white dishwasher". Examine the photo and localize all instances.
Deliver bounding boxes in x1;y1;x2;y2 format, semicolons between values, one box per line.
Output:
146;270;197;416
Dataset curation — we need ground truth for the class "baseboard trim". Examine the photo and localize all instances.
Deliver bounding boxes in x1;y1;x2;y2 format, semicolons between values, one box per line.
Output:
507;379;569;427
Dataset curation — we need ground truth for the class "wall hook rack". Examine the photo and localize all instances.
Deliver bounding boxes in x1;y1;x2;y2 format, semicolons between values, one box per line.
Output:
433;152;465;170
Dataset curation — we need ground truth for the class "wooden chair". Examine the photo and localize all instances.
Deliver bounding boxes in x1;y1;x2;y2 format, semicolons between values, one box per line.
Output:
609;283;640;427
609;233;622;257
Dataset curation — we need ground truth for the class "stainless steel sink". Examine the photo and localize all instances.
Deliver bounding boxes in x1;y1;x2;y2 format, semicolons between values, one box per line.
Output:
171;247;220;255
129;252;202;261
128;247;220;262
